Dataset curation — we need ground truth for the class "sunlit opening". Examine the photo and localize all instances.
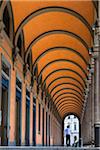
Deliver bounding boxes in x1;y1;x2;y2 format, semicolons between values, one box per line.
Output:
64;115;79;147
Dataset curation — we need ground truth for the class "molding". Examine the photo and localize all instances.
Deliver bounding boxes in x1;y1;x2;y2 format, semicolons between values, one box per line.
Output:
94;123;100;127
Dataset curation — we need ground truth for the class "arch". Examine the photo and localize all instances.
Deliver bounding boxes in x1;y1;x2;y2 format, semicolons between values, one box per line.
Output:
63;112;80;120
42;68;86;90
54;92;83;104
51;88;83;100
56;99;83;111
54;93;84;106
50;82;83;95
14;6;93;47
60;106;81;116
31;33;89;67
26;30;89;62
56;97;83;108
38;59;88;81
60;108;81;117
46;76;85;92
55;96;83;106
26;51;32;71
59;104;81;113
32;46;87;69
57;101;82;112
36;49;87;76
17;30;25;58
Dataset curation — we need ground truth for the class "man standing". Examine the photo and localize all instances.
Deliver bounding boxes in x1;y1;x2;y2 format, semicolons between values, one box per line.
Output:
65;125;70;146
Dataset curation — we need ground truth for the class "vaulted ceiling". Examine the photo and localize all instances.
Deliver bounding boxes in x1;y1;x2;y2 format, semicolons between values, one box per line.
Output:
10;0;96;119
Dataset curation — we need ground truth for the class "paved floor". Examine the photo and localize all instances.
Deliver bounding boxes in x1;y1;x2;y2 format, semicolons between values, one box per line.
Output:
0;147;99;150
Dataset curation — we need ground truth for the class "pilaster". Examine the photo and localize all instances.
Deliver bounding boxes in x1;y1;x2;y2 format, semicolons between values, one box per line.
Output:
94;1;100;146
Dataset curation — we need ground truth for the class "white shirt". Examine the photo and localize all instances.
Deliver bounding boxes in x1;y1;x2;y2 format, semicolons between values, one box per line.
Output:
65;128;70;135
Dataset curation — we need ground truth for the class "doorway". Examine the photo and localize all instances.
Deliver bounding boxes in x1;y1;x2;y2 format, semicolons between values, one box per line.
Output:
49;115;50;146
15;78;22;145
25;89;30;146
42;108;44;146
63;115;79;147
33;97;36;146
1;75;9;145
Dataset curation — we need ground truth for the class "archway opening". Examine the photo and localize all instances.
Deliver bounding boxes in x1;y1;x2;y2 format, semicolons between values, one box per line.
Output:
63;114;80;147
3;5;10;38
2;2;14;42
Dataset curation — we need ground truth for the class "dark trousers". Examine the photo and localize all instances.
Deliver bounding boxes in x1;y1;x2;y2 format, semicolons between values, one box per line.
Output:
66;134;70;146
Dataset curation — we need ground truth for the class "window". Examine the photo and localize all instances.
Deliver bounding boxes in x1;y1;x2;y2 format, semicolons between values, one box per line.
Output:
33;97;36;104
16;78;22;101
2;61;9;76
17;34;22;56
38;103;41;133
17;32;24;58
27;52;32;70
2;2;14;42
74;123;77;131
3;6;10;38
16;78;22;145
68;116;70;119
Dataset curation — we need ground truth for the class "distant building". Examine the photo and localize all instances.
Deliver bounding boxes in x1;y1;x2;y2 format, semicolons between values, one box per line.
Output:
64;115;79;146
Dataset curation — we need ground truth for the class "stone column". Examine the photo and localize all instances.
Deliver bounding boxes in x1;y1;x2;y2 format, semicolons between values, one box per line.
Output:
91;74;95;145
94;1;100;146
21;82;26;145
29;91;33;145
79;122;82;147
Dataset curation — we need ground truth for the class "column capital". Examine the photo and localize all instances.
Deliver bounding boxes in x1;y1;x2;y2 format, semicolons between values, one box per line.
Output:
94;123;100;127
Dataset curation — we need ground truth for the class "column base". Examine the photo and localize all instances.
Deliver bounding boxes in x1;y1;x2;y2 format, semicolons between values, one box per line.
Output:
95;123;100;147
